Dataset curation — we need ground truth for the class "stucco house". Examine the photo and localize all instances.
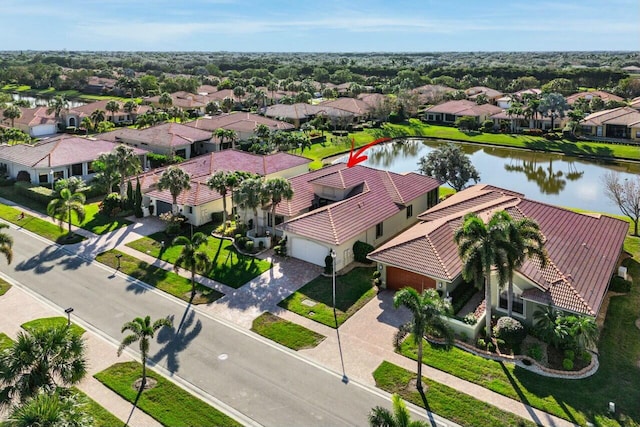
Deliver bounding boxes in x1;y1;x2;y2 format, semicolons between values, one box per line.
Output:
368;184;628;328
62;100;152;128
496;89;542;109
277;164;441;271
0;135;147;185
424;100;502;125
579;107;640;141
0;107;58;137
464;86;504;104
566;90;624;106
144;91;211;115
132;150;311;226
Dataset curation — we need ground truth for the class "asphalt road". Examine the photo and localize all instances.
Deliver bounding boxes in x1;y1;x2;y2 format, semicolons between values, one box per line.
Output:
2;225;450;427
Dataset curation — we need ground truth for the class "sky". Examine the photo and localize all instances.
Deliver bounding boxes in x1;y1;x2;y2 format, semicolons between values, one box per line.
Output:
1;0;638;52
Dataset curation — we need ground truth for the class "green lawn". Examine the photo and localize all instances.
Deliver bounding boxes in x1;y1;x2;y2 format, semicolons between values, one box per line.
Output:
94;361;241;427
0;277;11;296
278;267;377;328
0;332;12;351
95;250;224;304
301;120;640;169
71;387;124;427
126;231;271;288
373;361;537;427
0;202;84;244
21;316;85;336
251;312;325;350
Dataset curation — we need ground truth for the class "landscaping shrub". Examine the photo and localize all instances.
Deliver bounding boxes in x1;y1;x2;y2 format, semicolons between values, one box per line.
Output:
372;270;381;279
544;132;561;140
496;338;507;352
523;128;544;136
486;341;496;352
353;241;374;263
564;349;575;361
0;177;15;187
15;181;55;205
463;312;478;325
258;241;265;250
245;240;254;252
100;192;122;217
480;119;495;133
324;254;334;274
493;316;526;347
610;276;632;293
562;358;574;370
580;351;592;364
455;115;479;131
476;338;487;350
83;184;105;199
16;170;31;182
527;343;543;361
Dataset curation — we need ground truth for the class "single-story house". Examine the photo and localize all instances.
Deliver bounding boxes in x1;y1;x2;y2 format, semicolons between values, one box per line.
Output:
277;164;441;271
0;135;147;184
62;99;152;128
579;107;640;141
185;113;295;150
424;100;502;124
97;122;213;159
368;184;628;326
84;76;118;95
631;97;640;111
411;84;456;105
318;98;371;120
496;89;541;109
132;149;311;226
0;107;58;137
144;91;211;115
489;110;558;132
464;86;504;104
566;90;624;106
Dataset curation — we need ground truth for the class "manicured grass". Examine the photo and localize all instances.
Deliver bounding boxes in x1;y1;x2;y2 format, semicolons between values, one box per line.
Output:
251;312;325;350
95;250;224;304
126;231;271;289
0;277;11;296
439;187;456;199
21;316;85;336
0;332;13;351
373;361;537;427
0;202;84;244
71;387;124;427
278;267;377;328
301;119;640;169
94;361;241;427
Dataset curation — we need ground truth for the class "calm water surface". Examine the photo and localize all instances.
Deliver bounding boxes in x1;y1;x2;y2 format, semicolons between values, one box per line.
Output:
336;139;640;215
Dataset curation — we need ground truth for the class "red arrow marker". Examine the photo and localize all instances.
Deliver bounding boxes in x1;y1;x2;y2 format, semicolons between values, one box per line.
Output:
346;137;392;168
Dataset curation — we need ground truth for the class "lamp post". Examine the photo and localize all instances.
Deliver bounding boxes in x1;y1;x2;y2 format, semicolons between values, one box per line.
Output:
49;169;54;190
115;253;122;270
330;249;336;319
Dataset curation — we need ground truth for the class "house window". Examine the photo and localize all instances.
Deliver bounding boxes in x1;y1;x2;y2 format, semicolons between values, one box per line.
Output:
445;114;456;122
39;174;48;184
87;161;95;174
499;291;524;315
71;163;83;176
186;206;193;214
175;149;186;158
406;205;413;218
376;222;383;238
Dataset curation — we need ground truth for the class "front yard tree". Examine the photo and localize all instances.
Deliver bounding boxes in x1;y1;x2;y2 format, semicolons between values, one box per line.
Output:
173;232;211;301
92;152;120;194
417;143;480;192
368;394;429;427
603;171;640;236
0;224;13;266
46;95;69;120
393;288;453;391
3;105;22;128
8;390;92;427
538;92;568;131
454;211;511;340
157;165;191;214
234;177;267;234
0;326;87;406
117;316;172;390
90;109;106;125
207;171;231;227
263;177;293;236
105;100;120;123
47;189;86;235
158;92;173;110
112;144;142;198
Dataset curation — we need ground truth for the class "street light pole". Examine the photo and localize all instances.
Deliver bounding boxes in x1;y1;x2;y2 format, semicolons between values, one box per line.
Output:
330;249;336;319
49;169;54;190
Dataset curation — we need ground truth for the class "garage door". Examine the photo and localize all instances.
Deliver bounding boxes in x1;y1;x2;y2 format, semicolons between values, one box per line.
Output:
290;238;329;266
386;266;436;292
156;200;173;215
31;124;57;137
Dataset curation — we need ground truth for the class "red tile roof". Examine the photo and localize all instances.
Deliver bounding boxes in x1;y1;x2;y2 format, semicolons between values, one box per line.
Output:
581;107;640;127
278;165;441;245
185;113;294;133
369;184;628;316
425;100;502;117
566;90;624;105
0;107;57;128
319;98;371;116
98;122;212;147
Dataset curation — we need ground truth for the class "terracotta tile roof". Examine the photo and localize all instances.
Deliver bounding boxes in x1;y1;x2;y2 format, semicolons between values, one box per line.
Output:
0;135;147;168
581;107;640;127
68;100;150;117
185;113;294;133
318;98;371;116
566;90;624;105
357;93;389;109
630;97;640;110
145;91;211;109
278;165;440;245
264;103;352;121
424;100;502;117
370;184;628;316
465;86;503;99
97;122;212;148
0;107;57;128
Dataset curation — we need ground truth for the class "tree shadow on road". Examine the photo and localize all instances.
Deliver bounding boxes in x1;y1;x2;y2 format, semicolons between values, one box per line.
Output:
14;245;62;274
152;306;202;374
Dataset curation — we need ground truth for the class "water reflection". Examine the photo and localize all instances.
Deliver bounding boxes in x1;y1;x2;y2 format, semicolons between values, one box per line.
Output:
337;138;640;215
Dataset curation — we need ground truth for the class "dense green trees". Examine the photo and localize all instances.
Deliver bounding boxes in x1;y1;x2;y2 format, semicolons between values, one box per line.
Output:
157;166;191;214
417;143;480;191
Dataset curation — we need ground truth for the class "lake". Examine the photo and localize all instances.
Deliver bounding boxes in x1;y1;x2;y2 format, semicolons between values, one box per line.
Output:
11;93;85;109
335;139;640;215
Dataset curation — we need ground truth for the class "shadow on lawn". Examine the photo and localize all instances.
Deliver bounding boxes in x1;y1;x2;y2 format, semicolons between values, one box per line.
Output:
417;388;440;427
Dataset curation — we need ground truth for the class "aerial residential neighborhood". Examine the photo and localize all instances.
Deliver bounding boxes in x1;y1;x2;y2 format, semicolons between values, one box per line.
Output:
0;2;639;427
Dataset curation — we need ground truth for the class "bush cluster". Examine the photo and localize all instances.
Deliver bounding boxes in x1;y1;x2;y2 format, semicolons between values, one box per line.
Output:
610;276;632;293
15;181;55;205
493;316;526;347
353;241;374;263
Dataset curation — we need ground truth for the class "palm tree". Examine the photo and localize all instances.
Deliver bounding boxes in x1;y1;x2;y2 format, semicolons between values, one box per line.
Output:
568;316;599;351
105;100;120;123
47;189;86;234
92;152;120;193
7;390;92;427
502;214;547;317
173;233;211;300
123;100;137;116
454;211;511;340
117;316;172;390
214;128;227;149
157;166;191;214
234;177;267;234
0;326;87;406
46;95;68;120
112;144;142;198
80;116;93;134
368;394;429;427
207;171;231;227
393;288;453;391
0;223;13;265
538;92;568;131
90;109;106;125
221;96;234;113
225;171;241;221
2;105;21;128
263;177;293;235
254;124;271;142
158;92;173;110
224;129;238;149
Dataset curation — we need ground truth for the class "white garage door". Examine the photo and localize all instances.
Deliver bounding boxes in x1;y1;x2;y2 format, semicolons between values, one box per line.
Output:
31;124;57;137
290;238;329;266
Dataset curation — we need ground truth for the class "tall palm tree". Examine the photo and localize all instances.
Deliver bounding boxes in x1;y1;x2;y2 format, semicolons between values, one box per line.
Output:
0;223;13;265
224;129;238;149
2;105;22;128
263;177;293;235
173;232;211;300
368;394;429;427
117;316;172;390
90;109;106;125
157;166;191;214
207;171;231;227
234;177;267;234
225;171;240;221
105;100;120;123
46;95;68;120
501;213;547;317
214;128;227;149
221;96;234;113
454;211;511;340
47;189;86;234
393;288;453;391
92;152;120;194
158;92;173;110
112;144;142;198
123;100;137;116
0;326;87;406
